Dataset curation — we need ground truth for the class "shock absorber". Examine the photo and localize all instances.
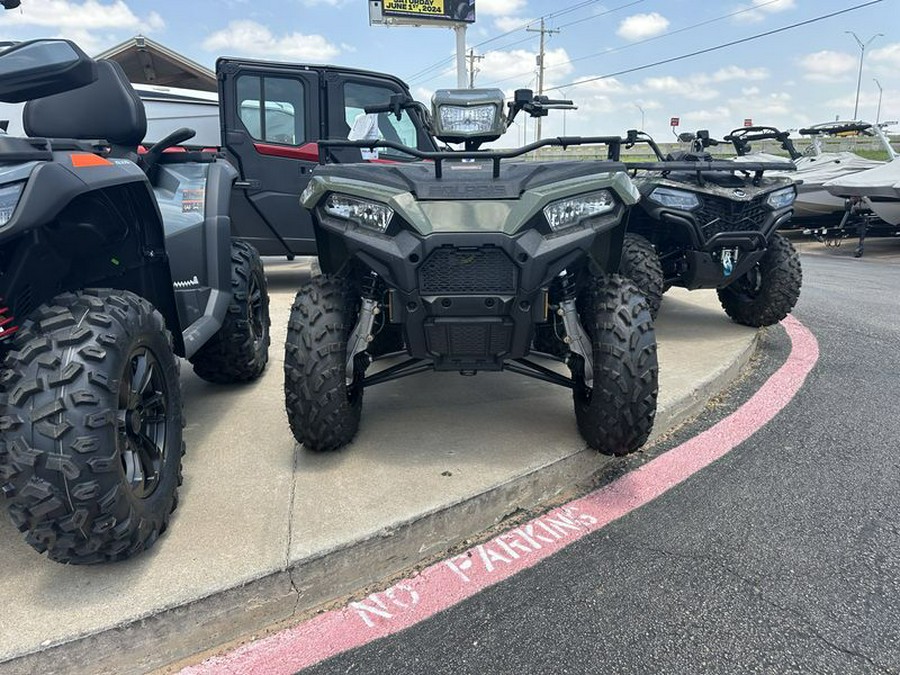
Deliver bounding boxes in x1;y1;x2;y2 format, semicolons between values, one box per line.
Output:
0;297;17;343
345;272;381;385
556;271;594;387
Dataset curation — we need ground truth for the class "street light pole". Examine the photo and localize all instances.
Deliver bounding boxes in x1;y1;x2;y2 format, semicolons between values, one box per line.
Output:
846;31;882;120
873;78;883;125
635;103;645;130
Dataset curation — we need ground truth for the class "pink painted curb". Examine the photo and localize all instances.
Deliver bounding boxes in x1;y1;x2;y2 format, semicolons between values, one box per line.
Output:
183;315;819;675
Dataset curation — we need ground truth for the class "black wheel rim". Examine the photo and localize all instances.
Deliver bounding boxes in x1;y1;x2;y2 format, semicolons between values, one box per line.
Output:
117;347;168;499
248;272;266;347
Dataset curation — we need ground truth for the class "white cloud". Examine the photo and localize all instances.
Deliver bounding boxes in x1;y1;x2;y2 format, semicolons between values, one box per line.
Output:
711;66;769;82
682;106;732;124
493;15;534;33
730;91;793;117
570;77;628;95
616;12;669;41
753;0;796;11
742;86;761;96
871;43;900;68
640;75;719;102
202;20;340;61
477;0;527;16
0;0;163;31
799;50;857;82
478;46;573;89
736;0;797;23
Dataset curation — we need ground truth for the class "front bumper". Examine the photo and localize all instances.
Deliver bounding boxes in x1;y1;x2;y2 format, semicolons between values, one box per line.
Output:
314;204;627;371
654;206;794;290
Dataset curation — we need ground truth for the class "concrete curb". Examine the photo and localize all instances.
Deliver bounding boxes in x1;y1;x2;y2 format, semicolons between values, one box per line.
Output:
3;329;759;675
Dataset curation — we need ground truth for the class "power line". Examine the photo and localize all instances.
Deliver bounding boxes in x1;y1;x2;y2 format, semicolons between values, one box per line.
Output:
479;0;793;88
404;0;604;83
545;0;884;93
404;0;639;85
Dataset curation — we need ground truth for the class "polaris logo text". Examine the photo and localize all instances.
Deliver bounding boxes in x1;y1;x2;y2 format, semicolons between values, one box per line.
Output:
426;185;510;197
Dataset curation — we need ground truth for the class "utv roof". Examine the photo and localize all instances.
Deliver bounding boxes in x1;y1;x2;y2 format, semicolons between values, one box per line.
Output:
215;56;414;92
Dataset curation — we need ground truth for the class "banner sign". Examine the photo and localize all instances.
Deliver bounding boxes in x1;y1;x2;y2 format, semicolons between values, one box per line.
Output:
381;0;475;24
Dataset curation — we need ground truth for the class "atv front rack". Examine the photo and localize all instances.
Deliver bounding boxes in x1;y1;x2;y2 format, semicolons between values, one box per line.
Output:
318;136;627;179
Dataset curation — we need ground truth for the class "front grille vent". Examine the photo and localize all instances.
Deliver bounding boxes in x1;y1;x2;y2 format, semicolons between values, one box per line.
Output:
696;194;768;240
419;246;517;295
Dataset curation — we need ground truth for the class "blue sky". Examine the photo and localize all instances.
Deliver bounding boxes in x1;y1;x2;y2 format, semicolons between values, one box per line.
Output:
1;0;897;141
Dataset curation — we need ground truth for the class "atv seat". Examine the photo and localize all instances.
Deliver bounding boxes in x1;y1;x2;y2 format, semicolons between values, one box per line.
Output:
23;59;146;163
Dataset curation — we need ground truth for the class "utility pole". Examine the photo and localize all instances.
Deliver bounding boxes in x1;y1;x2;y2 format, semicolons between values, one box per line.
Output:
466;49;484;88
526;18;559;142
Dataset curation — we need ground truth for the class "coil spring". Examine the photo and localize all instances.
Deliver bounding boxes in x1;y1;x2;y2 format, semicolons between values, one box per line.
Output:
360;271;379;300
0;297;17;342
559;270;578;303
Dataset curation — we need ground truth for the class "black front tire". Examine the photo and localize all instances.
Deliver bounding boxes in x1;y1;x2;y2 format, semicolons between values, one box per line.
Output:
572;275;658;456
619;233;664;320
190;240;271;384
717;233;802;327
284;275;363;452
0;290;183;564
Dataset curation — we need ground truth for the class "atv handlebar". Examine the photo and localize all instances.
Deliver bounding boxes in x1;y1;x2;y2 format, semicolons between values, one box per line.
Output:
724;126;801;160
363;93;417;120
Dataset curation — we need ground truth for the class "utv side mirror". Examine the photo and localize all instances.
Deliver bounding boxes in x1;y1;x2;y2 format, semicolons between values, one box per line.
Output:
0;39;97;103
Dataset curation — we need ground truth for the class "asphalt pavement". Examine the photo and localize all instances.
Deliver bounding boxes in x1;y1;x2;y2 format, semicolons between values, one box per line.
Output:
301;237;900;674
0;260;760;674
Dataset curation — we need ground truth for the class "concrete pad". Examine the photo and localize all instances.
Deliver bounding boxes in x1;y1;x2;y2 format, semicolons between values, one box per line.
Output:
0;259;758;674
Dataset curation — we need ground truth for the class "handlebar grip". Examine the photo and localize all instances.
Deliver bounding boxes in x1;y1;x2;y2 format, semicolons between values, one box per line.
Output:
363;104;392;114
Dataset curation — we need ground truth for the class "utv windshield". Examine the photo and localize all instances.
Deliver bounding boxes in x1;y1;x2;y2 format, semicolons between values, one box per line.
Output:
342;81;423;161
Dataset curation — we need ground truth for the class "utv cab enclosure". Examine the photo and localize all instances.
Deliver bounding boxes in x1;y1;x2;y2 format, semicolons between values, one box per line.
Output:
217;57;436;258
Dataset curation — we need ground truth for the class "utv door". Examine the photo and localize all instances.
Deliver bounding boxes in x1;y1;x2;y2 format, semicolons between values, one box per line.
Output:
218;59;321;257
218;59;435;257
323;71;437;164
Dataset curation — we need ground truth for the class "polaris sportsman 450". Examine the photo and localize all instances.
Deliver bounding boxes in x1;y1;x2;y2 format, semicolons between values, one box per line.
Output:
286;88;658;457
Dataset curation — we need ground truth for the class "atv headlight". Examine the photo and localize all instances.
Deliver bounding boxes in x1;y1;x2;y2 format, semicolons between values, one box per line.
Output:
323;193;394;233
648;187;700;211
543;190;616;232
766;186;796;209
438;104;498;136
0;182;25;227
431;89;506;143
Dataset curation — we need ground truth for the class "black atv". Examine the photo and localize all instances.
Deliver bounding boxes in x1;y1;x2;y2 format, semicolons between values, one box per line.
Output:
0;39;271;564
619;129;802;327
285;88;658;457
